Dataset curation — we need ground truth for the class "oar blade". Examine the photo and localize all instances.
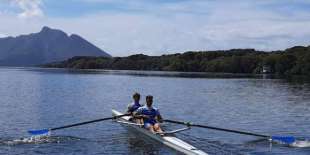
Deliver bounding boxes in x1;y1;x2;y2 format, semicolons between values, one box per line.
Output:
28;129;50;135
271;136;295;144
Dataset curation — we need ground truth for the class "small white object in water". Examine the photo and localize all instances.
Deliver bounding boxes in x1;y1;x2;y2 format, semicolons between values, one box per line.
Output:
290;140;310;148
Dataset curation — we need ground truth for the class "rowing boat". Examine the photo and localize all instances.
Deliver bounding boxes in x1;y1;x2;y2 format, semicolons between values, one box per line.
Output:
27;109;300;153
112;109;208;155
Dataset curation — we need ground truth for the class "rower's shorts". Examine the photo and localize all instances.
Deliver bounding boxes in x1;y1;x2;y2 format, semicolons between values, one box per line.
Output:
144;120;157;128
144;123;152;128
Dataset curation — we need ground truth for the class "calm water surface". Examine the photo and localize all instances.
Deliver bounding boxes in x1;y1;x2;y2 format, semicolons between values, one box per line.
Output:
0;67;310;155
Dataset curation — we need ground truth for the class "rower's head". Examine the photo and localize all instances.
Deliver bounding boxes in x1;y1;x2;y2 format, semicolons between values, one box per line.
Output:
146;95;153;107
133;92;140;102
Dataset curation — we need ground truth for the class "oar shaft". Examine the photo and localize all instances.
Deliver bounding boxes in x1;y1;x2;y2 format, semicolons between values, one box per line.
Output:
51;114;129;131
193;124;269;138
164;119;269;138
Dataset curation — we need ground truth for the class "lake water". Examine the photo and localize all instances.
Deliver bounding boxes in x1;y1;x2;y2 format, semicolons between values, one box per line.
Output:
0;67;310;155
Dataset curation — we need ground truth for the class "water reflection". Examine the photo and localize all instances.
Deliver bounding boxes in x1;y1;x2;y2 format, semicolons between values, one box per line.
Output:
1;67;310;155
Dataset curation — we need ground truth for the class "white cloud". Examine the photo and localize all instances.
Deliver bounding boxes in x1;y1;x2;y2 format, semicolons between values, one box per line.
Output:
47;11;310;55
1;0;310;56
12;0;44;19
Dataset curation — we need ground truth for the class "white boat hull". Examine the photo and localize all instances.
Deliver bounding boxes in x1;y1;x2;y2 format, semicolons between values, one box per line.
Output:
112;109;208;155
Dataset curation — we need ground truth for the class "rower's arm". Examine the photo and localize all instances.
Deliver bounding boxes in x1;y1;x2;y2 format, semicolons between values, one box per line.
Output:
133;109;150;119
157;114;163;123
132;108;141;117
126;103;133;113
156;110;163;123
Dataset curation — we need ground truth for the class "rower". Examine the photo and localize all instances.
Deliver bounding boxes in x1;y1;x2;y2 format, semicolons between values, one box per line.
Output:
127;92;142;114
127;92;143;124
134;95;163;134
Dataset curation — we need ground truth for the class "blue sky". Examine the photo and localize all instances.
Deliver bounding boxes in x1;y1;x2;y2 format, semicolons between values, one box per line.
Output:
0;0;310;56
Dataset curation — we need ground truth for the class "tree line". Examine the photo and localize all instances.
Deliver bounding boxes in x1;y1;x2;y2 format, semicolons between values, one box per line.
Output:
43;46;310;76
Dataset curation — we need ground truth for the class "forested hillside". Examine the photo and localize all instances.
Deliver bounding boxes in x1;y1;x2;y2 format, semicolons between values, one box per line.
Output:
43;46;310;76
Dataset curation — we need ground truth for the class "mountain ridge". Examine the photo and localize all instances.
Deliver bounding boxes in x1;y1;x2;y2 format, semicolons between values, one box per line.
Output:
0;26;111;66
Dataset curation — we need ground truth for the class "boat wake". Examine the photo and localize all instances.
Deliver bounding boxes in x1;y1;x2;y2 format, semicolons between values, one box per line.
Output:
246;138;310;148
290;140;310;148
0;134;82;146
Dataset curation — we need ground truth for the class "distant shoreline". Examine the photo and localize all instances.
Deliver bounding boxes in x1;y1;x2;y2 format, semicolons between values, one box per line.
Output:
42;45;310;77
0;66;273;79
2;67;310;82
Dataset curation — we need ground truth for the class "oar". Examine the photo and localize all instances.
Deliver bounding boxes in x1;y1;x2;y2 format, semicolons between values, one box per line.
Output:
28;114;130;136
164;119;296;145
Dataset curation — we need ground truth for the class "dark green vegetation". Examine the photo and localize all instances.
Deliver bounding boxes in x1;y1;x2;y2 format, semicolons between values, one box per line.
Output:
43;46;310;76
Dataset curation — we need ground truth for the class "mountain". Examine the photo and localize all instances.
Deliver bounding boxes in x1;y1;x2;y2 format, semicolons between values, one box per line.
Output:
0;26;111;66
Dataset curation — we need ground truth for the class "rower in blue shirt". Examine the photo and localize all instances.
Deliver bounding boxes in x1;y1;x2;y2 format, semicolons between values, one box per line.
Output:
127;92;143;124
134;95;163;133
127;92;142;113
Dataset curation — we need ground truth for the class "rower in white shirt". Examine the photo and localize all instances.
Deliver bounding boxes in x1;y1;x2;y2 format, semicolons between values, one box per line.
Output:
134;95;163;133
